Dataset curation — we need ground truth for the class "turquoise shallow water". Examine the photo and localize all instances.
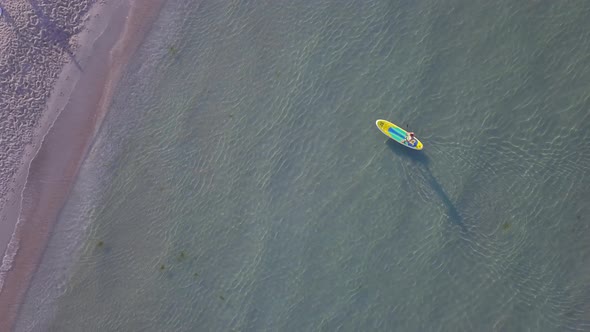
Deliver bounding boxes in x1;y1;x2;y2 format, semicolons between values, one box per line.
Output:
17;0;590;331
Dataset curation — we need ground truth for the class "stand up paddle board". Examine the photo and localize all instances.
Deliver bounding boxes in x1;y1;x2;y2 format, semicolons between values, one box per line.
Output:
375;119;423;150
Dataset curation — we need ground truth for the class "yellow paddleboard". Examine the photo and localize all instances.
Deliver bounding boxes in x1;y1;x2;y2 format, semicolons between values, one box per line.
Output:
375;119;423;150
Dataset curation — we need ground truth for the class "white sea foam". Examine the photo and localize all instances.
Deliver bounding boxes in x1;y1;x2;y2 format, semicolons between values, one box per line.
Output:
0;229;19;292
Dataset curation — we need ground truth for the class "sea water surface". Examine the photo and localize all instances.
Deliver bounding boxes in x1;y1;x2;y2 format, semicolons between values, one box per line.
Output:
18;0;590;331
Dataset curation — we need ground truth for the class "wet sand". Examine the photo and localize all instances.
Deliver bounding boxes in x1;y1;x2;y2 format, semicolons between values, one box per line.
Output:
0;0;166;330
0;0;95;286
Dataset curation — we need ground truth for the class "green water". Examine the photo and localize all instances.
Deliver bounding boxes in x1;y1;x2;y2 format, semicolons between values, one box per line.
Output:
17;0;590;331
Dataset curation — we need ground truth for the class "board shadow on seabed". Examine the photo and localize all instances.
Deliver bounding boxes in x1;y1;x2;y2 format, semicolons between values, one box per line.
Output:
386;140;469;236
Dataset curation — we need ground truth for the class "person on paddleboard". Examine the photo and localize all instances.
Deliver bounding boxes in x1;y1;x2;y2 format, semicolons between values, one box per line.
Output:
402;131;416;146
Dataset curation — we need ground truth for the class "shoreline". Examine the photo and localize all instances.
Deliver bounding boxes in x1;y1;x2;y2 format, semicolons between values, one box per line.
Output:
0;1;110;290
0;0;96;285
0;0;166;330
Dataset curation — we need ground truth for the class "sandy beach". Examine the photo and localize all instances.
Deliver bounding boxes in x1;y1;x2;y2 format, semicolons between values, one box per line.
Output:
0;0;166;330
0;0;95;286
